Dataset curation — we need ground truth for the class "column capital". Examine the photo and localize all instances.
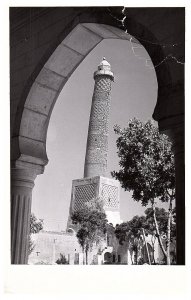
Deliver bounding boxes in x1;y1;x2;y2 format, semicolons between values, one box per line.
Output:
11;166;40;190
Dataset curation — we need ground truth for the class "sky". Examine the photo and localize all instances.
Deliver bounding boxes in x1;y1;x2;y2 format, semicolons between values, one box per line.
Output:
31;38;168;231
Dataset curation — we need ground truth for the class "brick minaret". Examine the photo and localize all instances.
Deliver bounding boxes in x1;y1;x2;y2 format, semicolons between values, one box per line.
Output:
84;57;114;178
67;58;121;230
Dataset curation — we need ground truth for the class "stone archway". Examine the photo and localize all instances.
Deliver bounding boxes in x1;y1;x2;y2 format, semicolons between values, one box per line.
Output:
14;23;143;172
12;23;148;264
11;8;184;264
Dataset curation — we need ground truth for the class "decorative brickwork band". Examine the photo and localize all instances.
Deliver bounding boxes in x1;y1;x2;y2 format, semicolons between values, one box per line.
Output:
68;177;121;228
84;58;114;178
11;168;38;264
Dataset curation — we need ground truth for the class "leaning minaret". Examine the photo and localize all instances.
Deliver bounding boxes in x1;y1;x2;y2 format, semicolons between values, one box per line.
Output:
84;57;114;178
67;58;121;230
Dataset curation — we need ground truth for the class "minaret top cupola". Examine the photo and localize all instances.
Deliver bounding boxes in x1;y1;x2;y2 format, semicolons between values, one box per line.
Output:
94;57;114;81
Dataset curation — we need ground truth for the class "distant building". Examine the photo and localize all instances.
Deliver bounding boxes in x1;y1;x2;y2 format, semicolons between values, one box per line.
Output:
28;229;129;265
28;228;174;265
28;230;81;265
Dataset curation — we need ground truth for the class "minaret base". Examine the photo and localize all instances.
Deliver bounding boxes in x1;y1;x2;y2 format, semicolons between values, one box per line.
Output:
67;176;121;230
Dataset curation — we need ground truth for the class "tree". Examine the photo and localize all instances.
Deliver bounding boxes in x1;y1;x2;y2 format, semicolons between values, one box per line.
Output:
56;253;69;264
28;213;44;255
144;207;176;240
115;207;176;264
128;215;150;265
144;207;176;264
112;118;175;264
71;198;108;264
115;216;149;265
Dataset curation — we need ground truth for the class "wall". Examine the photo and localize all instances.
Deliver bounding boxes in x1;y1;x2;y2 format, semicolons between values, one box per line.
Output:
28;230;81;264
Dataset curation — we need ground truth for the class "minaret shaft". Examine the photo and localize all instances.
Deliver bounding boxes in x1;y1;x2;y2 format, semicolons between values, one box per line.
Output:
67;59;121;231
84;59;114;178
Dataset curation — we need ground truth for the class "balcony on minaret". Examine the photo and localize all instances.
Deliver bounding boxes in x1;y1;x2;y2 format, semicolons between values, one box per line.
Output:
94;57;114;81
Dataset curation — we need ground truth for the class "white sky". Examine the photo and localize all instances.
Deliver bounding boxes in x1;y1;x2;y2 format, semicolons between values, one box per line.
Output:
31;38;169;231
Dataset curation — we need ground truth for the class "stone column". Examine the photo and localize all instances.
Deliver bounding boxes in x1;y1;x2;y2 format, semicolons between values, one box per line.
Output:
153;78;185;264
11;168;38;264
170;125;185;265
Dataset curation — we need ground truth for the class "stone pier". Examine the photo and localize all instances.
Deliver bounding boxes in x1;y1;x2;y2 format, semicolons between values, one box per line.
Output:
11;167;38;264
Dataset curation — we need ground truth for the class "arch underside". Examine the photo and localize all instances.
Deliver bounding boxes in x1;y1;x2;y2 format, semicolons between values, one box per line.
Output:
11;8;184;175
12;23;142;173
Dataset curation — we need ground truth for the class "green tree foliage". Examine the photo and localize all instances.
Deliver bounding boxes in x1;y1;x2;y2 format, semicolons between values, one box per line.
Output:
28;213;44;255
115;222;131;245
112;118;175;205
145;207;176;264
56;253;69;264
115;207;176;264
71;198;108;264
115;216;147;264
144;207;176;240
112;118;176;264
